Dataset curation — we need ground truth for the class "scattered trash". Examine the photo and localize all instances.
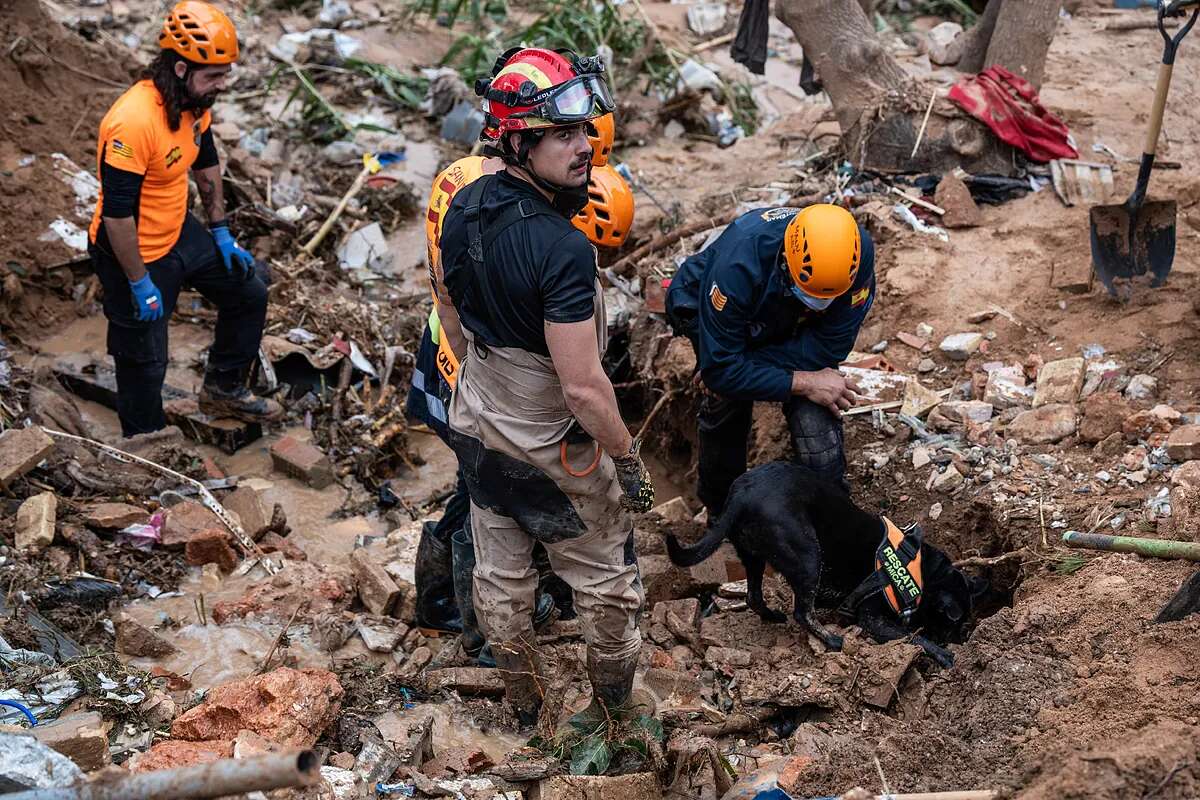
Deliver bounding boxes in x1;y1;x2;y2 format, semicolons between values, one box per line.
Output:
893;204;949;241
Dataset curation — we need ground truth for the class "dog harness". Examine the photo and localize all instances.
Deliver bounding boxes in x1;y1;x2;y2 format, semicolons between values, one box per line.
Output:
839;517;924;623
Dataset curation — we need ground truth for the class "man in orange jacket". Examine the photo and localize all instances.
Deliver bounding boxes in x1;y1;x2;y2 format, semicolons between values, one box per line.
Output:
88;1;281;436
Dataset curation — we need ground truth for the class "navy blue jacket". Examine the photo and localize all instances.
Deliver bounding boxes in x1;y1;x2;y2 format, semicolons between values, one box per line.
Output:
666;207;875;402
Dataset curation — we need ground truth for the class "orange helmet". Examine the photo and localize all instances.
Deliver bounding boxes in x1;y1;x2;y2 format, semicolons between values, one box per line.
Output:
587;113;615;167
783;204;861;309
159;1;239;65
573;165;634;248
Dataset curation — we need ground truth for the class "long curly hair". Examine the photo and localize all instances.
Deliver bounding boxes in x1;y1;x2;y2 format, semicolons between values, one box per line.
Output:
142;50;190;132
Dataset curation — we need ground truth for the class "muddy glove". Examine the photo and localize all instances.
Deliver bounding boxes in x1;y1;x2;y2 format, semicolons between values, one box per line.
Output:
128;273;163;322
612;437;655;513
210;222;254;280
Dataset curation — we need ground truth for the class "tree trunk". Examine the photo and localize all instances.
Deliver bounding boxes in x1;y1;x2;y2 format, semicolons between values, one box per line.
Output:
957;0;1003;73
776;0;1015;175
982;0;1063;88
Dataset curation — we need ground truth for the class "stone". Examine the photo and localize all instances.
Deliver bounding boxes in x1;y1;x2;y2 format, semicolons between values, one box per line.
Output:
934;172;980;226
939;332;983;361
640;555;699;606
1122;446;1148;471
1153;404;1183;423
321;766;359;799
0;735;83;790
917;358;936;373
984;368;1032;410
30;712;110;771
0;426;55;488
426;668;506;696
929;502;943;521
15;492;57;553
171;667;343;748
916;322;935;339
116;613;178;658
966;310;997;324
1123;410;1174;440
356;616;403;652
259;531;308;560
703;646;752;669
688;542;745;585
185;529;239;572
270;436;335;489
912;447;931;469
139;689;178;727
128;739;234;773
1167;426;1200;462
1095;432;1125;457
650;496;692;524
533;773;663;800
328;752;356;770
939;400;994;424
355;729;405;784
932;464;964;492
1008;404;1077;444
162;500;224;549
221;487;271;540
1034;357;1085;407
1079;392;1132;443
397;646;433;679
1173;461;1200;488
233;729;285;759
392;713;434;767
653;598;702;641
926;20;964;64
211;562;351;624
1125;374;1158;402
900;378;942;418
350;548;402;616
83;502;149;529
641;668;702;707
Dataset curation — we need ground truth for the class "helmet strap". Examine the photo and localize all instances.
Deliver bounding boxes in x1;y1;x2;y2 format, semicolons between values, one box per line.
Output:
503;131;591;218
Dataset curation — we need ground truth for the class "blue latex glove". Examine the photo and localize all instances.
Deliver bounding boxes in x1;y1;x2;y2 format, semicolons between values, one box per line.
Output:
210;222;254;279
129;274;163;322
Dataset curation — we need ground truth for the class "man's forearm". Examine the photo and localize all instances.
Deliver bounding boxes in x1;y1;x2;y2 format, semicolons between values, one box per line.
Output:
194;164;226;225
102;216;147;282
437;300;467;361
563;378;633;457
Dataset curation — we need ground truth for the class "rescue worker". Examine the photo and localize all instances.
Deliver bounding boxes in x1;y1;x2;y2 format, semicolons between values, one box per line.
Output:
666;204;875;515
436;48;653;727
88;0;281;437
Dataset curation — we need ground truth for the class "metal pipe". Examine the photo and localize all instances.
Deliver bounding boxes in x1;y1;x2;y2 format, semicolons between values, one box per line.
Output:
1062;530;1200;561
5;750;319;800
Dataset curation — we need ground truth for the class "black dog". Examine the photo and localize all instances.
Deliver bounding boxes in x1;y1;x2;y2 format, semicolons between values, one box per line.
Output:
665;462;987;666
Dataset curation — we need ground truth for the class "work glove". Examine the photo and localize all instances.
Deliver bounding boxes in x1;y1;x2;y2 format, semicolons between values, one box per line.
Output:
612;436;655;513
128;274;163;322
210;222;254;280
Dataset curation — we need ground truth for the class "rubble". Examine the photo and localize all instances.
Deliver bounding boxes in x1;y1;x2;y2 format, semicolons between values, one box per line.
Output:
927;21;965;65
128;739;234;773
27;711;110;771
1033;357;1085;407
1167;425;1200;462
0;734;83;790
534;773;663;800
1079;392;1132;443
934;172;981;227
115;613;178;658
16;491;57;553
350;547;403;616
221;487;271;540
83;502;150;529
161;500;225;549
0;426;54;488
425;668;507;696
939;332;984;361
1124;373;1158;402
1008;404;1077;444
185;529;239;572
270;436;336;489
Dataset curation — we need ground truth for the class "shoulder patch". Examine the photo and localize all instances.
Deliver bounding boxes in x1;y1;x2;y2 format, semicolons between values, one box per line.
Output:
709;282;728;311
111;139;134;159
851;286;870;308
760;207;799;222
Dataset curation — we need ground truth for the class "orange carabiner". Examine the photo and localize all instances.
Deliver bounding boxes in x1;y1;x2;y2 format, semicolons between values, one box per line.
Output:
560;438;602;478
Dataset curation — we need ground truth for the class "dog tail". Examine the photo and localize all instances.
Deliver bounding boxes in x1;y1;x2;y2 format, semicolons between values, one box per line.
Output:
665;512;730;567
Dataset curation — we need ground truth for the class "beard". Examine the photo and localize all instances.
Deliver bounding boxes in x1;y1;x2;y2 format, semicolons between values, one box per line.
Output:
186;87;219;111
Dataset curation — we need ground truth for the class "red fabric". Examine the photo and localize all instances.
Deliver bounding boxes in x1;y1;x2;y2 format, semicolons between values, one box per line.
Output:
948;66;1078;163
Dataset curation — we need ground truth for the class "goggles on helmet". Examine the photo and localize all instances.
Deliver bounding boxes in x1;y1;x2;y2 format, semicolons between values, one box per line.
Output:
507;74;615;125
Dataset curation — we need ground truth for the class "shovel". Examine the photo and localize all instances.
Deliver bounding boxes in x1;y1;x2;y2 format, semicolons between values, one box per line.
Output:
1089;1;1200;296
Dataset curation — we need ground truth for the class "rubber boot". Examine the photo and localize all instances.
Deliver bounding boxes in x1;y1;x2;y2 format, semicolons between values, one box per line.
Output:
451;525;488;661
415;521;462;634
492;637;543;728
567;648;639;732
199;367;283;424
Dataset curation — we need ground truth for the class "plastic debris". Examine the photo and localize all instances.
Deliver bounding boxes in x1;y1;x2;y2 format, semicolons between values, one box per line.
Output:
114;511;164;551
893;204;949;241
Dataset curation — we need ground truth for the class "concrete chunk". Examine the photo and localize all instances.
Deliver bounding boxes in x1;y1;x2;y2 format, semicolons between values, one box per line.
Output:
425;667;506;696
221;487;271;540
161;500;223;549
0;427;55;488
900;378;942;418
1167;425;1200;462
1034;357;1086;407
16;492;57;553
939;332;983;361
350;548;401;616
83;502;149;530
30;711;110;771
1008;404;1077;444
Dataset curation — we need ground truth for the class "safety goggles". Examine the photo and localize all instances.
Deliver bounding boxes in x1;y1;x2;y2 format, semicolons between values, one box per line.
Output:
789;284;836;312
512;74;616;124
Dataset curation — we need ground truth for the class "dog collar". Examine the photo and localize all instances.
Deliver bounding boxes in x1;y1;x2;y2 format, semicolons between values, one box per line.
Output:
839;516;925;624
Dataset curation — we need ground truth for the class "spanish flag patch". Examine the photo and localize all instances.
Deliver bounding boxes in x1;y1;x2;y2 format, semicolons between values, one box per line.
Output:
709;282;728;311
111;139;134;159
851;286;870;308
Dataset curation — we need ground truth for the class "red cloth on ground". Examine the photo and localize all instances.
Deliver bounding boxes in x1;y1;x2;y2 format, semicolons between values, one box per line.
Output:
948;66;1078;162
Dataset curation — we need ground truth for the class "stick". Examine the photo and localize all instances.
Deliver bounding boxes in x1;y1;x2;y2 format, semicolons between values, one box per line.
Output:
258;604;304;674
301;164;370;255
694;31;737;52
1063;531;1200;561
890;186;946;216
611;209;741;276
843;389;952;417
953;551;1027;569
636;391;676;441
910;87;938;159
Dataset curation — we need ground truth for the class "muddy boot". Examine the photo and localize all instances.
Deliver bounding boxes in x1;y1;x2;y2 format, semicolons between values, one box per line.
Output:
451;525;486;658
416;521;462;635
566;649;639;732
199;368;283;424
492;637;544;728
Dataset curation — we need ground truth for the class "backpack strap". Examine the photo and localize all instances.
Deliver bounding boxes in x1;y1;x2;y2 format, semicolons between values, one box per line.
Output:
464;175;558;263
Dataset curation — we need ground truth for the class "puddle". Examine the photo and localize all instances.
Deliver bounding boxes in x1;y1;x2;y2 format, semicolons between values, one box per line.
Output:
375;703;525;764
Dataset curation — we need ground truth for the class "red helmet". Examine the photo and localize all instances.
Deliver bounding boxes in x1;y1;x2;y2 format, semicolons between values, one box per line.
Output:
477;47;615;138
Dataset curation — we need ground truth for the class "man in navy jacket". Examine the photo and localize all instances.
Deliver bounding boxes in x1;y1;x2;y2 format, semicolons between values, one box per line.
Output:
666;204;875;514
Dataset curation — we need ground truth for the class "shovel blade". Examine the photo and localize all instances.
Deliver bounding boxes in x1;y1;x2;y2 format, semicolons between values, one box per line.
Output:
1089;200;1177;294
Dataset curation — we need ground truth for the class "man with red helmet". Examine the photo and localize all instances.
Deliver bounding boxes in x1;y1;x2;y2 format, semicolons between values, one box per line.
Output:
87;1;280;437
435;48;652;728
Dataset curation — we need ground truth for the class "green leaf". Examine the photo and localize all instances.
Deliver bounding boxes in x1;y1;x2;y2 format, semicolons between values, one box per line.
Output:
632;715;664;742
621;737;648;757
569;735;612;776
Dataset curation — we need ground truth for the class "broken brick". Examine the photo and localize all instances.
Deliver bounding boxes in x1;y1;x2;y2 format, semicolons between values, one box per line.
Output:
1033;357;1085;407
30;712;110;771
259;531;308;560
1079;392;1132;444
184;529;239;572
1007;404;1077;444
128;739;233;773
350;548;401;616
424;667;506;696
161;500;223;549
1167;425;1200;462
270;436;335;489
222;487;271;540
116;613;178;658
16;492;57;554
0;426;55;488
83;502;150;530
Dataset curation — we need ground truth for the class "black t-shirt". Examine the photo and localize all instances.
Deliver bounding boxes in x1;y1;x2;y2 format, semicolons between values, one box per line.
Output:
440;172;597;357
